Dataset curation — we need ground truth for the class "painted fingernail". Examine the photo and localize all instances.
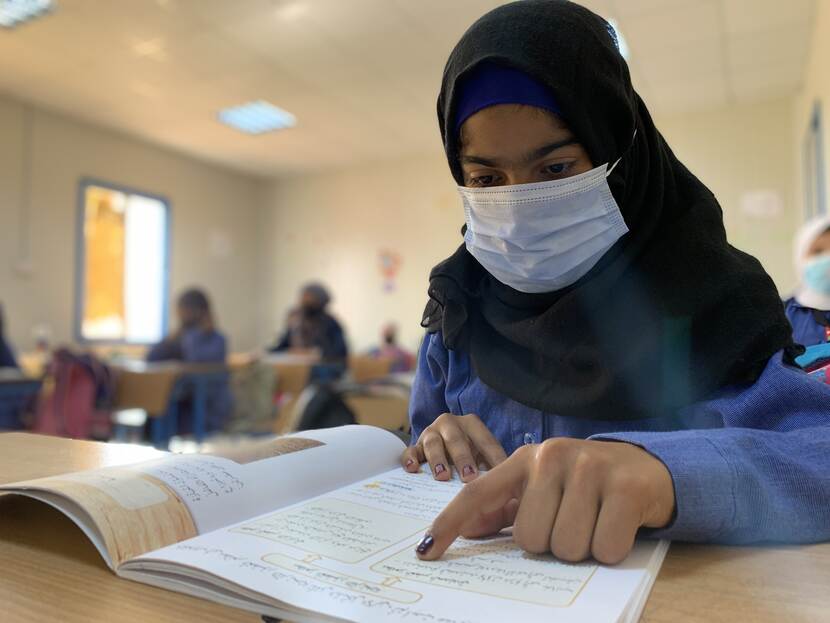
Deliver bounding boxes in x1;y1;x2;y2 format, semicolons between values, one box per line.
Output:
405;459;415;469
434;463;446;476
416;534;434;555
462;464;475;477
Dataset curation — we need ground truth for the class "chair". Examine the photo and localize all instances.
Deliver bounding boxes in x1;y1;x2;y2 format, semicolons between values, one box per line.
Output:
348;355;393;384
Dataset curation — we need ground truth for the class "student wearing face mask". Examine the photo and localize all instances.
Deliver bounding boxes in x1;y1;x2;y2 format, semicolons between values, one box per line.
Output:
402;0;830;566
785;216;830;347
270;283;348;364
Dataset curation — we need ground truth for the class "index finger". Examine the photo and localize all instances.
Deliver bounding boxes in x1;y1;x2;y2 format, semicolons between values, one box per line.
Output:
416;448;529;561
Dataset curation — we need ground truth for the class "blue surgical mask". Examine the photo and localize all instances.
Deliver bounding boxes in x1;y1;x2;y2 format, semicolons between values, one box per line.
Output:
803;254;830;295
460;159;629;293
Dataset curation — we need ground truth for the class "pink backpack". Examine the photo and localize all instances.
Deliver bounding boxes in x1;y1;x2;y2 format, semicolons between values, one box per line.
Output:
32;349;114;439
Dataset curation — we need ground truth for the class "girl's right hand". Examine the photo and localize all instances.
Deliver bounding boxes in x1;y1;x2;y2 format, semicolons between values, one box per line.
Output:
401;413;508;483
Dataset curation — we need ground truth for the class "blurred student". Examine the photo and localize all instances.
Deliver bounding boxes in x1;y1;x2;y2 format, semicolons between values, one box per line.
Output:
785;215;830;346
148;288;231;431
0;304;18;369
271;283;348;363
149;289;226;363
369;323;415;373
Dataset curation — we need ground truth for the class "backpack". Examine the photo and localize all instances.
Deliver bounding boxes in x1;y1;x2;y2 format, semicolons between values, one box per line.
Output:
291;383;356;431
32;349;115;439
226;361;277;434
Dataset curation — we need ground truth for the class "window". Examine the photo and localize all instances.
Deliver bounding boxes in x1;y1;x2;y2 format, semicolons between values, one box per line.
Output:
76;180;170;344
804;101;827;219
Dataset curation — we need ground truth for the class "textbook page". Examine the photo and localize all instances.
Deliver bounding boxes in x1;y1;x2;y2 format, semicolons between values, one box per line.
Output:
122;469;666;623
0;425;405;568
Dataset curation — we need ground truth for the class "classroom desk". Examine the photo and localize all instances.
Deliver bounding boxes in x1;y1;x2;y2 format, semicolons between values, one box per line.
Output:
0;433;256;623
0;368;42;431
2;433;829;623
111;361;229;447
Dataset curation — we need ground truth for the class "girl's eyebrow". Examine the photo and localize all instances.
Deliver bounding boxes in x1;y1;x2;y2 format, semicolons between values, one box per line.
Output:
460;136;578;167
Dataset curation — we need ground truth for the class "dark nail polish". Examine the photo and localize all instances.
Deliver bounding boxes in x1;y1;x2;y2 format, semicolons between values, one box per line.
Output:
416;534;434;555
462;464;475;477
434;463;446;475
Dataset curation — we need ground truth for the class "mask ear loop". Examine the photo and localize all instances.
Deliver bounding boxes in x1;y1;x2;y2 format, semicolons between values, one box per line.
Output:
605;128;638;178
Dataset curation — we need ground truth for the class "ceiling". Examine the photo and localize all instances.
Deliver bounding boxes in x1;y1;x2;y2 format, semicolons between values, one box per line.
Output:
0;0;815;177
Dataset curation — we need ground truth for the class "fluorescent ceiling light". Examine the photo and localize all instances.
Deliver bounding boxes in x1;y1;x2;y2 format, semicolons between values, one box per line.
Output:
0;0;52;28
607;18;630;60
218;100;297;135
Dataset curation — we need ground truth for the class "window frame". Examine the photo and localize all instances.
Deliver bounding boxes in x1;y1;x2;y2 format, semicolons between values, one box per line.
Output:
74;177;172;345
804;101;827;220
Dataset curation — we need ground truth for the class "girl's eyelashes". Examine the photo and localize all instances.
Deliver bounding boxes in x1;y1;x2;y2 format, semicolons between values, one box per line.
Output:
468;173;499;187
464;160;578;186
543;161;574;176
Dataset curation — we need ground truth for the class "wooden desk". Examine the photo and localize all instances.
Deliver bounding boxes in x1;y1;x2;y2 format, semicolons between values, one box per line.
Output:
2;433;829;622
112;361;229;446
0;433;256;623
643;541;830;622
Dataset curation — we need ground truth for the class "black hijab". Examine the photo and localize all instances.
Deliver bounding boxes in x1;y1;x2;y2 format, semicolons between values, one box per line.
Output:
422;0;799;421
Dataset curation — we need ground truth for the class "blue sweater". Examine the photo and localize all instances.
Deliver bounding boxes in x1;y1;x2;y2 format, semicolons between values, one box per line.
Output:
784;297;830;347
409;331;830;545
147;327;232;430
0;336;17;369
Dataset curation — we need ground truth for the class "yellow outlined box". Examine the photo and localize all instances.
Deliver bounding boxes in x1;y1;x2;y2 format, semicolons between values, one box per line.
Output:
231;497;428;564
371;537;598;608
262;552;422;604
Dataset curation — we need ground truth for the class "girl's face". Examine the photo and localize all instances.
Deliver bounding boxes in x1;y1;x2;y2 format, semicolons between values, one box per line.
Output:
178;304;203;328
459;104;594;188
807;230;830;258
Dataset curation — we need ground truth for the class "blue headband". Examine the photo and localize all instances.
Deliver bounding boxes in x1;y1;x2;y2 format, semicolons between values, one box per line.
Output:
453;62;562;135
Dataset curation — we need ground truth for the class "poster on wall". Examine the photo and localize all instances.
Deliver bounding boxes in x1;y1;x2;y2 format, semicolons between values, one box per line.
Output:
378;249;402;292
740;190;783;219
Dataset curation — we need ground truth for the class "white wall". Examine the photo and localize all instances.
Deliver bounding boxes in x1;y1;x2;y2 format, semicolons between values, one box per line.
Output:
0;94;266;353
655;97;798;293
259;152;461;353
260;98;799;352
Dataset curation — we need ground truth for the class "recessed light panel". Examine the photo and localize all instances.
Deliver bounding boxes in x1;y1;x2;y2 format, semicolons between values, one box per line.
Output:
0;0;52;28
218;100;297;135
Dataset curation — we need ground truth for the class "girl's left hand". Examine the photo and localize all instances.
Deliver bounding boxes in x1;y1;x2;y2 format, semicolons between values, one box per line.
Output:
415;438;675;564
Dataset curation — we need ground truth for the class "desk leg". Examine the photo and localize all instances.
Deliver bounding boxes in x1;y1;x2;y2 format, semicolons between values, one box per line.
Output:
151;415;165;449
167;400;179;445
193;377;206;444
151;400;178;449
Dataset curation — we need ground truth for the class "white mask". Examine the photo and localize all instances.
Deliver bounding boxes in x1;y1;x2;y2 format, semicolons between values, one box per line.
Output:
460;158;629;293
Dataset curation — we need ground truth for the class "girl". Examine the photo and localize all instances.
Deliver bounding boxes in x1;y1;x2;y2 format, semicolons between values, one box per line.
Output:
786;215;830;347
148;288;232;431
402;0;830;566
270;283;348;364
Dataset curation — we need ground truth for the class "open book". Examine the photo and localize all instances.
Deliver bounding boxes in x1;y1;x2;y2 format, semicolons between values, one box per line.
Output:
0;426;668;623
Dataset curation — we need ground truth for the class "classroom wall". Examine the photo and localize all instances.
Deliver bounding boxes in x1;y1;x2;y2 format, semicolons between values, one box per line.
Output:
260;97;799;353
655;97;798;293
258;152;460;354
0;94;266;353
